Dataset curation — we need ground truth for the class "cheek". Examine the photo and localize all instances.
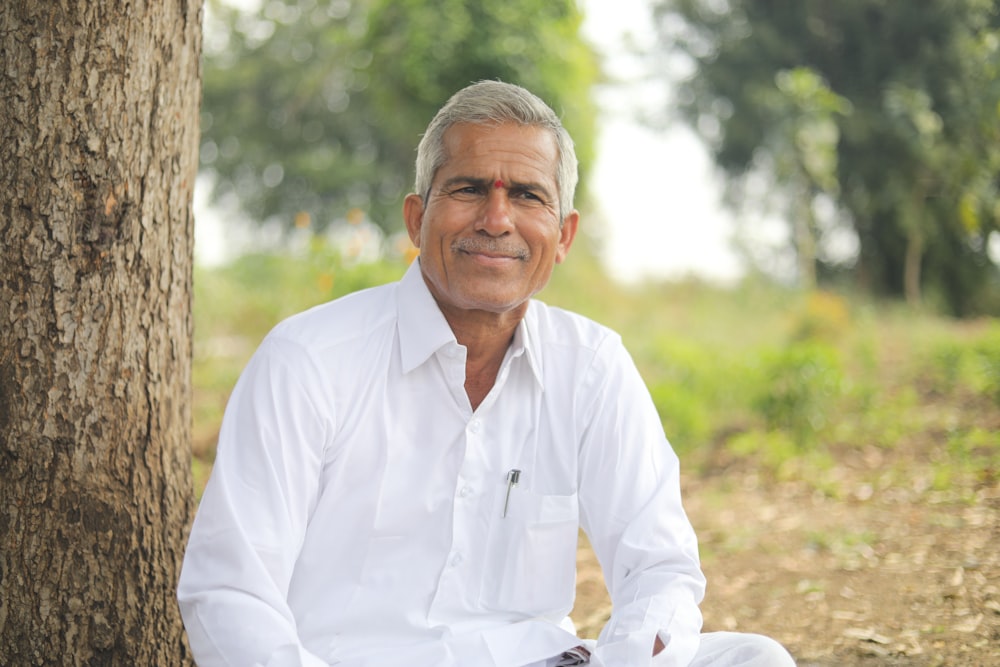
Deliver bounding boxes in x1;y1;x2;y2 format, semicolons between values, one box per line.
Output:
539;229;565;260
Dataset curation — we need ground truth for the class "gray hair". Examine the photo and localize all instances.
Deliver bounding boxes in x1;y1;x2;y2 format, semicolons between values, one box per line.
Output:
414;80;579;222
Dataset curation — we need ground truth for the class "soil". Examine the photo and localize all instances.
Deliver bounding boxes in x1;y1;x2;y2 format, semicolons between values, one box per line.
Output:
570;438;1000;666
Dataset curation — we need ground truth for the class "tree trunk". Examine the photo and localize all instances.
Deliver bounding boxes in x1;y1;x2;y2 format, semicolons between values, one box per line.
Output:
794;192;817;291
903;178;928;307
0;1;202;664
903;230;924;307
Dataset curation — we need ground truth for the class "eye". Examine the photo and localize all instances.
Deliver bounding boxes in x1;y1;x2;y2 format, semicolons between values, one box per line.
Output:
447;185;484;198
512;187;546;204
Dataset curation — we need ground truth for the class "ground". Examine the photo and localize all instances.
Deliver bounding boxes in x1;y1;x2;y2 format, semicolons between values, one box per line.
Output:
570;440;1000;666
192;278;999;665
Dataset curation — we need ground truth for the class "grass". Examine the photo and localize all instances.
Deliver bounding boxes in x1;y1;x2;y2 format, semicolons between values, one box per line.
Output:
191;236;1000;496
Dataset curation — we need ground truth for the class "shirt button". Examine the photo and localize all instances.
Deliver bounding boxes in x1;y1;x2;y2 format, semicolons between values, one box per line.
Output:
450;552;463;567
468;419;481;434
459;486;472;498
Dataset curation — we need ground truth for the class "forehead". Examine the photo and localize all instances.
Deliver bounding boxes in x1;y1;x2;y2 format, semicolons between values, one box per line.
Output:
437;122;559;183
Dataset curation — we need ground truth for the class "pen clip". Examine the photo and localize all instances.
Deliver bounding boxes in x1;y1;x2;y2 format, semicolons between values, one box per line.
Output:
503;468;521;518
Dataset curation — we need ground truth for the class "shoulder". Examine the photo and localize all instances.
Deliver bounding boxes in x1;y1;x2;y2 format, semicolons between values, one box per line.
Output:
266;281;398;353
527;299;622;355
239;282;400;404
526;299;633;394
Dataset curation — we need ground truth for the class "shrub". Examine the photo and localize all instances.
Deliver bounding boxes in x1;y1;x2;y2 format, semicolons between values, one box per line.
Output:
752;341;844;447
645;338;753;454
792;290;851;343
924;324;1000;405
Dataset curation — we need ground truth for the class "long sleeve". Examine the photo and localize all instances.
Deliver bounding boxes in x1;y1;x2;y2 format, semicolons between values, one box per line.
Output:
178;274;706;667
178;336;332;667
577;337;706;667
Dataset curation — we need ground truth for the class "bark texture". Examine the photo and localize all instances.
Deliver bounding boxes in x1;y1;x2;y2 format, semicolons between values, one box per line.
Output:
0;0;202;664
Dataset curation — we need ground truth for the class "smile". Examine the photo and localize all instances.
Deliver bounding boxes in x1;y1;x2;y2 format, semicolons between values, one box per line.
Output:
453;239;528;261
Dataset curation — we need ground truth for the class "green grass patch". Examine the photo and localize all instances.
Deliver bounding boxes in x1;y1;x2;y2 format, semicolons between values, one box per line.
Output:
190;237;1000;498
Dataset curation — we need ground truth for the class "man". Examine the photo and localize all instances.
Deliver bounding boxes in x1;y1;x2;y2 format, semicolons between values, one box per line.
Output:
178;80;796;667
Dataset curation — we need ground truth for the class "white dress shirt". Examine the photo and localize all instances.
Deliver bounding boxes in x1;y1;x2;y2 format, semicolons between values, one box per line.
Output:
178;260;706;667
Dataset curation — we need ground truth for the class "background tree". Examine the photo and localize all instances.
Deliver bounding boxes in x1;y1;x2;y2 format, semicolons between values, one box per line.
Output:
200;0;599;233
0;1;201;664
752;67;852;289
650;0;1000;314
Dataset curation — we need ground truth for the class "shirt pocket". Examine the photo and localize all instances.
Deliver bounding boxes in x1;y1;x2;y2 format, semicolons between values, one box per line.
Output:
479;483;579;617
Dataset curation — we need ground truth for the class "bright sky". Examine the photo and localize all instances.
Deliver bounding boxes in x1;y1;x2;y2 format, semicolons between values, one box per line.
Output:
580;0;744;284
195;0;748;284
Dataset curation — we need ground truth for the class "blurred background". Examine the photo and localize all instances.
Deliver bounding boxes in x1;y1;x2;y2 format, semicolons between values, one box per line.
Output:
191;1;1000;664
194;0;1000;312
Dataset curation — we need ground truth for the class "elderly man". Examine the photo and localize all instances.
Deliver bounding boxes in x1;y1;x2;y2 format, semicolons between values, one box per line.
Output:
178;80;796;667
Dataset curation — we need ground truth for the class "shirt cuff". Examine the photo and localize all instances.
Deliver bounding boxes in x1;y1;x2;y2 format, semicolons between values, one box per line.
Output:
591;596;701;667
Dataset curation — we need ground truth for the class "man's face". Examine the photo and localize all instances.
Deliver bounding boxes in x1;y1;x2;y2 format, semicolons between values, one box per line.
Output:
404;122;578;319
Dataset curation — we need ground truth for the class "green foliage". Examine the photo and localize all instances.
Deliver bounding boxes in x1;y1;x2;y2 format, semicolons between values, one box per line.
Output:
945;427;999;485
200;0;599;232
650;0;1000;315
195;237;408;347
646;339;737;452
752;341;844;447
725;429;840;485
192;247;1000;495
771;67;850;195
791;290;851;343
923;323;1000;404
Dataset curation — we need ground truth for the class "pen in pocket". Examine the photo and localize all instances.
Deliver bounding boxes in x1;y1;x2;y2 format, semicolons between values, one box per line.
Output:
502;468;520;518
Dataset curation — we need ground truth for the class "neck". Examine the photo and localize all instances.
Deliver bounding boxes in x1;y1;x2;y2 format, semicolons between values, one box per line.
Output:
436;302;525;411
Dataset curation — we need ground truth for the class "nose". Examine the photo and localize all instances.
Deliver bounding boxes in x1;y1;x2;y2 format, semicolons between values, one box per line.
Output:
475;188;514;236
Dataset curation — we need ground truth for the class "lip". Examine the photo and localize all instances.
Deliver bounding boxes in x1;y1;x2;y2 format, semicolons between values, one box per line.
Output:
466;249;517;259
462;249;522;266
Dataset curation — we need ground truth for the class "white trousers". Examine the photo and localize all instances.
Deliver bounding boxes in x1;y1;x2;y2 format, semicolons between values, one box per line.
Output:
533;632;796;667
680;633;795;667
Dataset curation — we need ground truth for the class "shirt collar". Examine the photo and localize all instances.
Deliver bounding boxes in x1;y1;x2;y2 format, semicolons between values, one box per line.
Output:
513;305;544;387
396;260;544;387
397;259;457;374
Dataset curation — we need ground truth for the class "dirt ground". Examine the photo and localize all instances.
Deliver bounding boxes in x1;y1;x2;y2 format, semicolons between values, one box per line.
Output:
570;441;1000;666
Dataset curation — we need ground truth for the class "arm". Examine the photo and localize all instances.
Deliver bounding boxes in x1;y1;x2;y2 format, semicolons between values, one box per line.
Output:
577;337;706;667
178;336;331;667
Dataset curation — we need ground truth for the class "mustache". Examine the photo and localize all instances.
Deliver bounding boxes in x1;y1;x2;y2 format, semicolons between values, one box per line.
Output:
452;237;529;260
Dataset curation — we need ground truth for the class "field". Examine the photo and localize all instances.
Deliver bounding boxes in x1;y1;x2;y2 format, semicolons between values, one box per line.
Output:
192;239;1000;665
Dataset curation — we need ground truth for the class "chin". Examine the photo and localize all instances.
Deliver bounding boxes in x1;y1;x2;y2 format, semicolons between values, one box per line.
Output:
458;294;529;314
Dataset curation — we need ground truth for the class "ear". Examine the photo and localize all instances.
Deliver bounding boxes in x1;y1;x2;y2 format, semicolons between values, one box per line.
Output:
554;210;580;264
403;193;425;248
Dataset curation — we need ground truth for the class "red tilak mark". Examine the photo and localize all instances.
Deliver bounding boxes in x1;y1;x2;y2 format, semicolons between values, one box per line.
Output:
494;179;504;189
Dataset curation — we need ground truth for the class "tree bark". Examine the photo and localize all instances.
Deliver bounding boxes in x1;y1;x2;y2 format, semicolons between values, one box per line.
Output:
794;188;817;291
0;1;201;664
903;230;924;307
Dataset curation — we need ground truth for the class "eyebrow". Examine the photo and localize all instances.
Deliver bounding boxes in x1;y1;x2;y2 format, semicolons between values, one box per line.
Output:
439;176;554;201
